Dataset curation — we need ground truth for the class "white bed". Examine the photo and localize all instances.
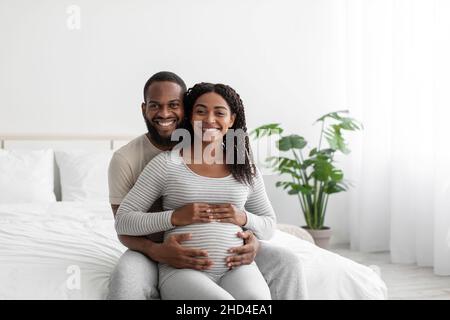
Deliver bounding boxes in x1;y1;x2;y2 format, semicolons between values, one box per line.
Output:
0;201;387;300
0;136;387;300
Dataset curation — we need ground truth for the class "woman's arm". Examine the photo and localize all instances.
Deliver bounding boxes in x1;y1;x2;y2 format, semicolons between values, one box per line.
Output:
243;168;277;240
115;152;175;236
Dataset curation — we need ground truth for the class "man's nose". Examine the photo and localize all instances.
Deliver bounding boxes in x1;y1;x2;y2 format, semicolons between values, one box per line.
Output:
157;105;171;118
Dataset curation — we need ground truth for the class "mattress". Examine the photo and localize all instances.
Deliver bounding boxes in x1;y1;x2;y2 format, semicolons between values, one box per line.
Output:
0;202;387;299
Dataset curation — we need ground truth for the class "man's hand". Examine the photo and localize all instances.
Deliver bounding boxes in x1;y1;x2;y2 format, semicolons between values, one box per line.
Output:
150;233;213;270
171;203;214;226
209;204;247;226
225;230;260;268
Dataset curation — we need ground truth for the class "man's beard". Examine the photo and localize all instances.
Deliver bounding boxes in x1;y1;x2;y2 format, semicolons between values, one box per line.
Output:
144;117;184;147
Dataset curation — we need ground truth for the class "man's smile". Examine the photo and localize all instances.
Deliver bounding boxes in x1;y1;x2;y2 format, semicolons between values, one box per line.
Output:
153;118;177;128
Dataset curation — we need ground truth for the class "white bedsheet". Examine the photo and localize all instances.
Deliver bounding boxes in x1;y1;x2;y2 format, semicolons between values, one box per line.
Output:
0;202;387;299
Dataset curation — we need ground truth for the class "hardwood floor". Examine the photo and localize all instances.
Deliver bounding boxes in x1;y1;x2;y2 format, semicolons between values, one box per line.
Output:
330;244;450;300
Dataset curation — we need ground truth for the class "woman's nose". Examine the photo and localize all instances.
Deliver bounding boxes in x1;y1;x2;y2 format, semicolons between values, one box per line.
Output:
206;111;216;123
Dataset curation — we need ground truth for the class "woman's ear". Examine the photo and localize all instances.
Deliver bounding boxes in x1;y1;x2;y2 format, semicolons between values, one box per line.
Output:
230;113;236;128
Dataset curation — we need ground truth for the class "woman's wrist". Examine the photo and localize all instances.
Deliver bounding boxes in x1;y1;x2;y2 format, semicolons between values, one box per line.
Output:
239;210;248;226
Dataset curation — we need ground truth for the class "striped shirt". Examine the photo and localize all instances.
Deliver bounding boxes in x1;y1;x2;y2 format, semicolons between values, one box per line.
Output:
115;151;276;275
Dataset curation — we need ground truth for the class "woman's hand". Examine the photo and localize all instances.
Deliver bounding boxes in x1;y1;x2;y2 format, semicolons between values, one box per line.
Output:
171;203;214;226
208;203;247;226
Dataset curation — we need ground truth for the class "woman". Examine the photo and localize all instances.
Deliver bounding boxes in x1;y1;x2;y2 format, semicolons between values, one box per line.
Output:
115;83;276;300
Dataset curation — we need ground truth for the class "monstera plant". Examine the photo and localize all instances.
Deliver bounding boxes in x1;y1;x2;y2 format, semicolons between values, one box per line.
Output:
251;111;362;248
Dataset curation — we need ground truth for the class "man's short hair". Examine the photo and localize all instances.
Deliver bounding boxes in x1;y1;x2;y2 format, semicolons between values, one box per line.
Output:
143;71;187;101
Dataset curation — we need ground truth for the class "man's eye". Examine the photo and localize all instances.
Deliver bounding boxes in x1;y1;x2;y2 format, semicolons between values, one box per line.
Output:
169;103;179;108
148;104;158;109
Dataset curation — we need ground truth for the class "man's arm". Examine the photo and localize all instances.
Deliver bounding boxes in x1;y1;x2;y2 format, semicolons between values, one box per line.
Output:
111;205;212;270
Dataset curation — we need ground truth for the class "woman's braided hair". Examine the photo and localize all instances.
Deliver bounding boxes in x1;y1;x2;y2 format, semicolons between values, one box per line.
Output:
183;82;256;186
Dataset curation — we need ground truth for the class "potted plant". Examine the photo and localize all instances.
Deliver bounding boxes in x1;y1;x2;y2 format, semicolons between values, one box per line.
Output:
251;110;362;249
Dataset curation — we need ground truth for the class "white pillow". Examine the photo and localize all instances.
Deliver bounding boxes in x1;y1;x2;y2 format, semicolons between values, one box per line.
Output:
55;150;112;201
0;149;56;203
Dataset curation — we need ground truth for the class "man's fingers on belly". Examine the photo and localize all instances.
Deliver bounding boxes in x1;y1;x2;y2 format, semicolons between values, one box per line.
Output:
227;253;252;266
226;255;243;267
185;248;209;257
228;244;252;255
230;261;243;268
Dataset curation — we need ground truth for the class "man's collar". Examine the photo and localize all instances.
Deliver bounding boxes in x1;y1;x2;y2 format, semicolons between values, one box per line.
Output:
144;133;173;151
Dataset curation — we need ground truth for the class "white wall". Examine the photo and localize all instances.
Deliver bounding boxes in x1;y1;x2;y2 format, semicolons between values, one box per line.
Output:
0;0;352;243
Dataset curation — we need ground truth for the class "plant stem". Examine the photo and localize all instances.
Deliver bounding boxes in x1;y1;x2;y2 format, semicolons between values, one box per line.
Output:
293;150;307;182
298;193;310;227
320;194;329;227
292;177;306;213
313;179;319;229
317;183;324;228
292;156;310;227
292;150;314;228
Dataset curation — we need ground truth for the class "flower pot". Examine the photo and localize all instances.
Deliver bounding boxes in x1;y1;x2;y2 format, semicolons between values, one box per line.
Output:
302;226;332;249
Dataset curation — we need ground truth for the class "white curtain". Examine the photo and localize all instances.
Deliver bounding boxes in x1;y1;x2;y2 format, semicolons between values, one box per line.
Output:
346;0;450;275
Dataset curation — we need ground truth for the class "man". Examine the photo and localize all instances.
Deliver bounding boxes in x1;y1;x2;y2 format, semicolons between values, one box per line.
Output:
107;71;306;300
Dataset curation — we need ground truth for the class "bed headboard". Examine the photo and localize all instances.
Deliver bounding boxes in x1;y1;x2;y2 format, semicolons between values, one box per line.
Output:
0;134;136;201
0;134;134;150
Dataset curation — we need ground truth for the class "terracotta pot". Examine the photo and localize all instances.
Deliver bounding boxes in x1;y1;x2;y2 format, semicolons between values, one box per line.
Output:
302;226;332;249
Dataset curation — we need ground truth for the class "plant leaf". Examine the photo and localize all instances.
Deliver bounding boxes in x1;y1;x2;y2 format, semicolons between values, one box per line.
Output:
277;135;307;151
315;110;349;123
251;123;283;138
324;182;346;194
330;169;344;182
312;159;333;181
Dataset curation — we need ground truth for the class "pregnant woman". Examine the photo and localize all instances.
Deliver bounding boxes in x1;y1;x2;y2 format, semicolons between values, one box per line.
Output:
115;82;276;300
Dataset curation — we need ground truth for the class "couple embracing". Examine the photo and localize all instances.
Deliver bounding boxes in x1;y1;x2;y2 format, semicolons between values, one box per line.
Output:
107;71;307;300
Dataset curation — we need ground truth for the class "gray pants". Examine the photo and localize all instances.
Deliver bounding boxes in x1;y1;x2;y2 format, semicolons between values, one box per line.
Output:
159;262;271;300
107;242;307;300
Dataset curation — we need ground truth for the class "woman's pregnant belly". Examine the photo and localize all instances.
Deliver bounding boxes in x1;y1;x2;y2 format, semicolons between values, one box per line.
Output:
164;222;244;275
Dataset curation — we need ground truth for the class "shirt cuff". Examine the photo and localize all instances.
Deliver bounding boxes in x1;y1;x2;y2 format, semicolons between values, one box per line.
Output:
161;210;175;230
243;209;255;231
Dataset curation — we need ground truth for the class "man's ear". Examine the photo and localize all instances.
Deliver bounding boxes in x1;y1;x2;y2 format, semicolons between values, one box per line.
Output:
141;103;146;115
